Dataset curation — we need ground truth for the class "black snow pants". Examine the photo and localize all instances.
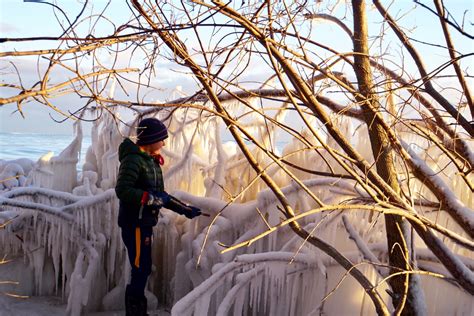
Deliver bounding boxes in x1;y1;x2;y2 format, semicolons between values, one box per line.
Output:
121;226;153;297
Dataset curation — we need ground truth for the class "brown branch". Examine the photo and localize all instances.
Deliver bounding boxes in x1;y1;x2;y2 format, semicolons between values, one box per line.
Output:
0;68;138;106
373;0;474;137
0;35;149;58
433;0;474;119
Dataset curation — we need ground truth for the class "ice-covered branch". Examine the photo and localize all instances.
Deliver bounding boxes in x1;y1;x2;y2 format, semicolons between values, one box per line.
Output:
222;203;473;253
172;252;319;316
401;141;474;238
0;197;74;222
342;215;388;278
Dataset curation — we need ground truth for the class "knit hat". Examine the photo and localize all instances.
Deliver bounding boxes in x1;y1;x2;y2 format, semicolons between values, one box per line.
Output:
136;118;168;145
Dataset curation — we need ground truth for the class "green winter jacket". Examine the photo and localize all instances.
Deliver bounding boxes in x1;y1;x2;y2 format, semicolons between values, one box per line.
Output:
115;138;165;227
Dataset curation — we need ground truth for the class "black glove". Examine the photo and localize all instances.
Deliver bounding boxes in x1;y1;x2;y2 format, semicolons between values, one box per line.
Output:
185;206;202;219
147;191;170;208
166;195;202;219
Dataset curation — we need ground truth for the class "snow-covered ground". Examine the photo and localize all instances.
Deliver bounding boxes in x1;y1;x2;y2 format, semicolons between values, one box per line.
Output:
0;295;170;316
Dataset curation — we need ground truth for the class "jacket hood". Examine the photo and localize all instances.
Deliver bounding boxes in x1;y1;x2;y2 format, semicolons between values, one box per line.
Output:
118;138;150;162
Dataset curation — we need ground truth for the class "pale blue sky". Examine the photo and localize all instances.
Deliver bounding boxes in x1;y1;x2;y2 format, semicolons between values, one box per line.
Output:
0;0;131;134
0;0;472;135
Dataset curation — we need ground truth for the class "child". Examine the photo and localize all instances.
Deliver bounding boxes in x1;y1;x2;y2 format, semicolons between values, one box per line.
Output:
115;117;201;315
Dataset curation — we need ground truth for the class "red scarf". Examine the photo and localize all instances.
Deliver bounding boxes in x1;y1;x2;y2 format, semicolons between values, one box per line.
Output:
152;154;165;166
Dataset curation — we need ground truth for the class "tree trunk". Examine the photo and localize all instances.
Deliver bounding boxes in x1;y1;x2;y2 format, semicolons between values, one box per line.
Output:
352;1;426;314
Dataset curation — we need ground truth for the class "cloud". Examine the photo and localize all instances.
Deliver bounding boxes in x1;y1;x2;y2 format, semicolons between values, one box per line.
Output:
0;22;21;34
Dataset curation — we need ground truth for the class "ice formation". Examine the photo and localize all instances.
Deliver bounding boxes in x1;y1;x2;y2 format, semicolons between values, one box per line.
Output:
0;104;473;316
